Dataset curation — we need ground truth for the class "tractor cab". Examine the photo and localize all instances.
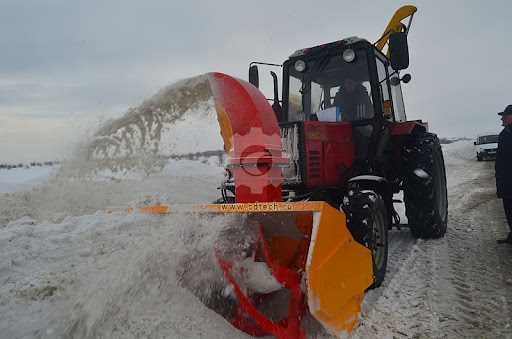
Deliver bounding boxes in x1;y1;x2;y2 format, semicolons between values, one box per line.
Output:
248;34;412;190
282;37;408;125
250;36;410;126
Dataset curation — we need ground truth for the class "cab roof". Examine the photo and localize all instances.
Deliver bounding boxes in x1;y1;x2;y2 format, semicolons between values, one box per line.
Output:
288;36;369;59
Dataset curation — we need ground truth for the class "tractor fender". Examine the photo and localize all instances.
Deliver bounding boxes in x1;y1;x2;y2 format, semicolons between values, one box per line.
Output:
348;175;389;192
390;121;428;136
347;176;394;225
348;175;391;198
348;175;387;183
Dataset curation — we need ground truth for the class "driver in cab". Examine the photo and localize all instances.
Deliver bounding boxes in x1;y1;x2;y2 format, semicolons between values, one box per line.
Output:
334;78;373;121
331;77;374;164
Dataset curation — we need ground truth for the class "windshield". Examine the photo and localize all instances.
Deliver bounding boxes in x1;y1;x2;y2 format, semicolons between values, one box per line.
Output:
287;49;374;122
477;135;498;144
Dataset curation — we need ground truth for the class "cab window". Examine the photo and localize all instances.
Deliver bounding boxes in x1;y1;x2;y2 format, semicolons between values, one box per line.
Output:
388;65;406;122
288;49;374;122
376;57;393;121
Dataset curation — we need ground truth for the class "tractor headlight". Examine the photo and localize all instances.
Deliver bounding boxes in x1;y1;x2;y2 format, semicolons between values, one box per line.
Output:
342;49;356;63
294;60;306;72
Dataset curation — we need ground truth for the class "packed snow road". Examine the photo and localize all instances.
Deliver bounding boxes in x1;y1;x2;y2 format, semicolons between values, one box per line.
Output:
355;141;512;338
1;141;511;339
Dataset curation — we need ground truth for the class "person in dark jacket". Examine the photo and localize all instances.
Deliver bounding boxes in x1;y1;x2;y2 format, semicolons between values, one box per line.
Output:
496;104;512;244
334;78;374;122
334;78;374;165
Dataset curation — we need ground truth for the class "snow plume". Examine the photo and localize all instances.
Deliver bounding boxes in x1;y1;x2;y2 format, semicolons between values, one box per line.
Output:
0;75;226;225
62;74;224;177
0;75;253;338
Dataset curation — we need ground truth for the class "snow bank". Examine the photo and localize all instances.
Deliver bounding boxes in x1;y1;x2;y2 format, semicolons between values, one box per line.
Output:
0;207;254;338
441;139;476;164
441;140;483;190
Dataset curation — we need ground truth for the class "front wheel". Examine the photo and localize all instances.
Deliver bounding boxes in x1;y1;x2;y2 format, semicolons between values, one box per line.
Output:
345;191;389;287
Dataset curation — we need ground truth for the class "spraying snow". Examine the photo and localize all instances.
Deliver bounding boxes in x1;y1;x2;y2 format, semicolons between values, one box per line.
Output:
0;75;247;339
0;74;226;226
63;74;223;177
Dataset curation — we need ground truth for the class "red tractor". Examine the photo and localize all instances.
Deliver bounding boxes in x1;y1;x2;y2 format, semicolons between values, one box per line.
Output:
170;6;449;338
218;5;448;288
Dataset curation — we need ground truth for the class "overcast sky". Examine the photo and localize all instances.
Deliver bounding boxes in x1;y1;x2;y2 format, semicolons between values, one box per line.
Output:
0;0;510;162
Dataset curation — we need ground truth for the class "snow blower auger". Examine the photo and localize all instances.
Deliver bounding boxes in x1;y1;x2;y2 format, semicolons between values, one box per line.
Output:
135;5;449;338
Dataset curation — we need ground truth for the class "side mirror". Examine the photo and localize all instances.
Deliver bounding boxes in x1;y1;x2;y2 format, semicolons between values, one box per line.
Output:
389;32;409;71
249;65;259;88
401;73;412;83
390;73;411;86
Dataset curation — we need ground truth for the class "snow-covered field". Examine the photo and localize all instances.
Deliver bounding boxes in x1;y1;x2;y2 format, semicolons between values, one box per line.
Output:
2;140;511;339
0;158;232;339
0;166;58;194
1;77;511;338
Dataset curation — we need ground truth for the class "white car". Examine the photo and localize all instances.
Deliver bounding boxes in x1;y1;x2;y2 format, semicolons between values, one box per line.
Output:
474;134;499;161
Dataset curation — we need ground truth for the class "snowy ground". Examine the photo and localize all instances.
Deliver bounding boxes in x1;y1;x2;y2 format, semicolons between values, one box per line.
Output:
354;141;512;339
1;140;511;339
0;166;58;194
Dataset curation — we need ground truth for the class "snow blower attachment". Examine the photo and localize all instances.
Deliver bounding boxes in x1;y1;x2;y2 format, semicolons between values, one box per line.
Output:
203;202;373;338
134;72;374;338
202;73;374;338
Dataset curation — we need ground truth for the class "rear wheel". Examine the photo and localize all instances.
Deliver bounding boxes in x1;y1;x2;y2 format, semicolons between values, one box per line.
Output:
345;191;389;287
403;133;448;238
